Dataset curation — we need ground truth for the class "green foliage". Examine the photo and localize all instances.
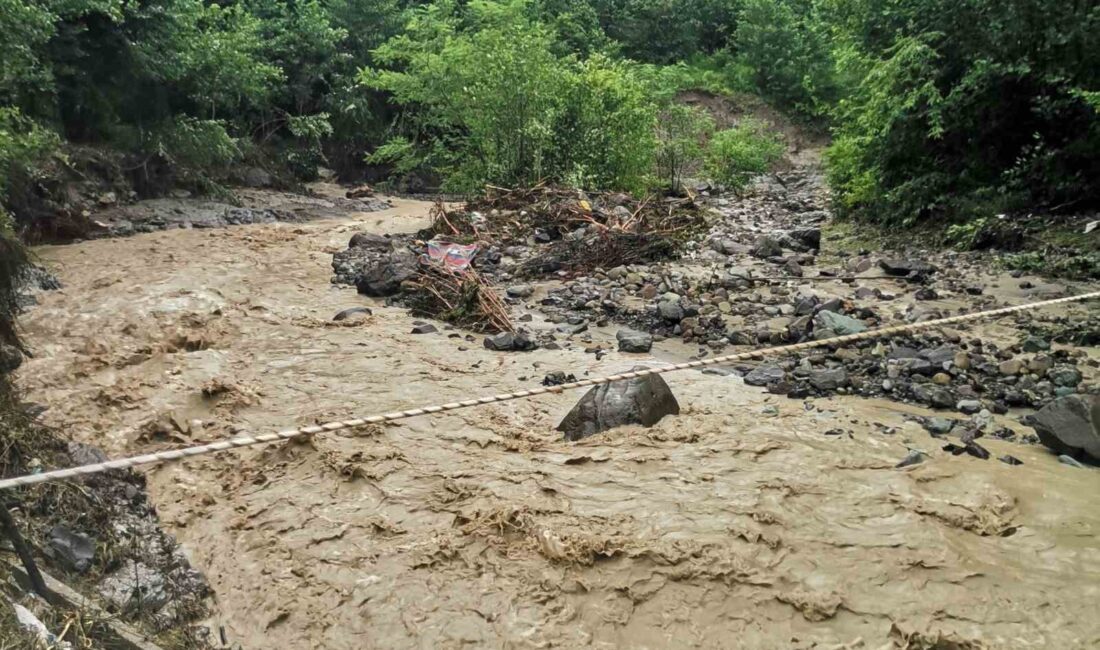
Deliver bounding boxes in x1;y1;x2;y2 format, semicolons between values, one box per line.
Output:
592;0;743;64
367;0;657;192
734;0;835;116
551;56;657;192
0;0;56;103
824;0;1100;226
144;117;240;173
704;119;784;190
655;105;713;191
0;107;59;230
640;52;754;98
0;108;58;202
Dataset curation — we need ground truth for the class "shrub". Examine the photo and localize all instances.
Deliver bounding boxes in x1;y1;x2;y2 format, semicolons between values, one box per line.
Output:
823;0;1100;225
655;104;713;192
366;0;657;193
704;119;784;190
734;0;835;116
0;107;58;231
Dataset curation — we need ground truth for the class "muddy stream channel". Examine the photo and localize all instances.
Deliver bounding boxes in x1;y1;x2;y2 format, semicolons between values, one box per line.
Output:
14;183;1100;648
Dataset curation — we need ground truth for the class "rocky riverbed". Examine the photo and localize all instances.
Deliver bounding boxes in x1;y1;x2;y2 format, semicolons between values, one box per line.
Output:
9;170;1100;648
331;168;1099;464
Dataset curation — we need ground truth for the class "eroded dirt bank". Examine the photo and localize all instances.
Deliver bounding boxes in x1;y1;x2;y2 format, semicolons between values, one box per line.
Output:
14;184;1100;648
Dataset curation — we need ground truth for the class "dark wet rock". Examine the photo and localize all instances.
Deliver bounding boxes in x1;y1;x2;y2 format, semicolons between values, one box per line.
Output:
913;384;955;408
964;285;984;295
813;311;867;337
411;323;438;334
999;455;1023;466
557;370;680;441
542;371;577;386
751;235;783;258
923;346;956;366
0;343;23;374
744;365;786;387
888;346;921;360
784;259;804;277
349;232;393;250
788;227;821;250
355;249;419;297
966;441;991;460
239;166;274;188
709;238;752;255
895;450;927;468
903;358;935;376
914;287;939;300
616;329;653;353
794;296;819;315
506;285;534;298
1021;336;1049;352
658;301;685;322
809;368;848;391
923;417;955;435
333;307;372;321
1048;366;1082;387
16;264;63;307
956;400;982;415
879;259;936;277
1026;395;1100;461
48;525;95;573
942;441;991;460
484;331;537;352
99;560;170;612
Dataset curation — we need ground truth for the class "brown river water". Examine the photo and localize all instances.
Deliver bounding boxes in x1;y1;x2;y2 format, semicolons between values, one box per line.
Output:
15;188;1100;648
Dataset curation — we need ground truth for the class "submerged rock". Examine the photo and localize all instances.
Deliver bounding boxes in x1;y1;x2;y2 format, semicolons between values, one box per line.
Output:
333;307;372;321
557;369;680;441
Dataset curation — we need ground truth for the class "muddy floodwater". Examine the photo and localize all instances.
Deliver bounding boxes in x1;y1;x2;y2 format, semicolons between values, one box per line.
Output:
16;188;1100;648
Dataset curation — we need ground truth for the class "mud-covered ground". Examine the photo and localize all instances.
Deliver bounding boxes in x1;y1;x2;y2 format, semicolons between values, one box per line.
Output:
12;179;1100;648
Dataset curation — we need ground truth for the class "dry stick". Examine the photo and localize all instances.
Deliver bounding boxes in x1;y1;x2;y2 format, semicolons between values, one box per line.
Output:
0;503;48;598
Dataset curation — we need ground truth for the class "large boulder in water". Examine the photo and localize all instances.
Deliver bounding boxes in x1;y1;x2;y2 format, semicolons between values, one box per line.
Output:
355;249;419;297
557;370;680;441
1026;395;1100;462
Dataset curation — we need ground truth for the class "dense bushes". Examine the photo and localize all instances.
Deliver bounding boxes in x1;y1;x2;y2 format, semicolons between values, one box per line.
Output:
705;120;784;190
824;0;1100;225
366;0;658;192
0;0;1094;233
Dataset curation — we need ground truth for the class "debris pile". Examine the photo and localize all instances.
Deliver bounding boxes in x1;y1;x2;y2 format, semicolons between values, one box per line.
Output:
429;184;708;275
404;263;514;334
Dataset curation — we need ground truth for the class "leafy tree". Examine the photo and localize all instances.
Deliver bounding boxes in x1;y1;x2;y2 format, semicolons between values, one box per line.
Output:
705;119;784;190
367;0;657;192
655;104;713;191
734;0;835;116
825;0;1100;225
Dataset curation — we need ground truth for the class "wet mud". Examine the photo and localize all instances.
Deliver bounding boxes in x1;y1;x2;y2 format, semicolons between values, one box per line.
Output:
13;185;1100;648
